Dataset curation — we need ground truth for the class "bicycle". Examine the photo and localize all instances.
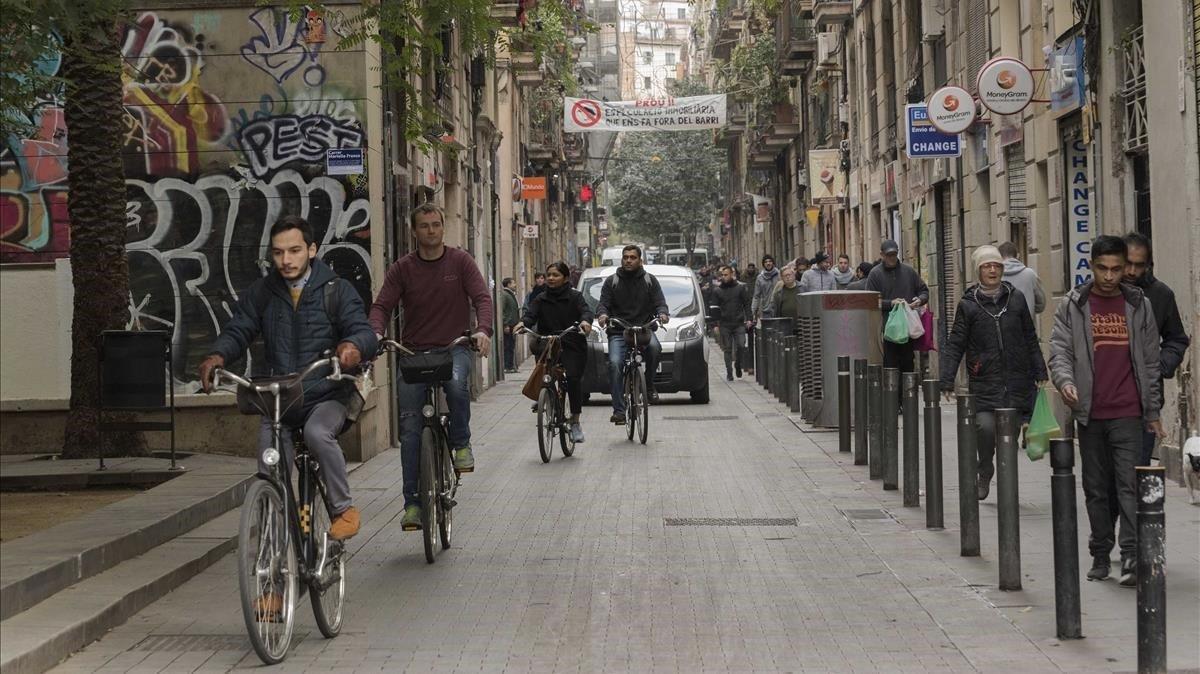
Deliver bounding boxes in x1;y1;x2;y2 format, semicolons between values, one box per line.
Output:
378;335;470;564
517;324;581;463
211;355;360;665
608;317;659;445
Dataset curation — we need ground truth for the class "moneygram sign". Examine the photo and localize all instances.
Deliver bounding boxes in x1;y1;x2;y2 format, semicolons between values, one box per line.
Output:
976;57;1035;115
563;95;726;132
927;85;976;134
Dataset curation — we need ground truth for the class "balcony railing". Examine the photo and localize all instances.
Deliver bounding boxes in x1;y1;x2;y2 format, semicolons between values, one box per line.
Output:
1121;24;1148;153
812;0;852;27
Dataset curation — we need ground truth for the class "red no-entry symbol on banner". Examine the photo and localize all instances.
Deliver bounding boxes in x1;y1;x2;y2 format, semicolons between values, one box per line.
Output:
571;100;602;128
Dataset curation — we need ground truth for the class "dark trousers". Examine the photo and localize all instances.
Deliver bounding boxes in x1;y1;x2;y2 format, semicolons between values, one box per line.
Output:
883;338;915;373
1078;417;1142;559
718;323;747;375
1139;430;1156;466
976;411;997;482
503;331;515;370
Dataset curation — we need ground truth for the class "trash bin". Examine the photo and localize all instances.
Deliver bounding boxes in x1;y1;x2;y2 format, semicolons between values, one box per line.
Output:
796;291;882;427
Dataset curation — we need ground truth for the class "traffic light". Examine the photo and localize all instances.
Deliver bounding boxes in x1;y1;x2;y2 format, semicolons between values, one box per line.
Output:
580;183;593;203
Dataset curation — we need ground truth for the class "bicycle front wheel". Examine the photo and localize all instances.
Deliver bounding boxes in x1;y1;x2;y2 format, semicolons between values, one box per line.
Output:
238;480;298;665
636;368;649;445
537;388;554;463
558;390;575;458
309;485;345;638
419;426;438;564
438;439;455;550
625;373;637;442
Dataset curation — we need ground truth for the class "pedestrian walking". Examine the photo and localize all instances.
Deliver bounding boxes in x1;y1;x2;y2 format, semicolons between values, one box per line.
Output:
998;241;1046;322
740;262;758;284
865;240;929;373
524;272;547;309
799;252;837;292
939;245;1047;500
845;262;874;290
500;277;520;373
833;254;855;288
711;265;753;380
770;266;802;319
1122;232;1190;466
751;255;780;319
1049;235;1163;586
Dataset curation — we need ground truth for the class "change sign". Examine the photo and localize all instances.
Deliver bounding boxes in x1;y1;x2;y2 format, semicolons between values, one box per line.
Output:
563;95;727;132
905;104;961;158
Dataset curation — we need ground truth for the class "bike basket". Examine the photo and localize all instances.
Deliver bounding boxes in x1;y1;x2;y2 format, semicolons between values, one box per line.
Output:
236;376;305;417
624;328;652;347
397;351;454;384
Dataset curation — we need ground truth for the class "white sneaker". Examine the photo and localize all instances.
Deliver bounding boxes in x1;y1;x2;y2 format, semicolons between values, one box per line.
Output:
569;423;585;443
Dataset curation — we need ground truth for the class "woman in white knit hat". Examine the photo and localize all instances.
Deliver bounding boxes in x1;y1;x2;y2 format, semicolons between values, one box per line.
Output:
938;244;1048;500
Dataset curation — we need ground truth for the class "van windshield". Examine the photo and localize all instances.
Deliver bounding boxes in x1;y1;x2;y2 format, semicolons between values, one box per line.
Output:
580;276;700;318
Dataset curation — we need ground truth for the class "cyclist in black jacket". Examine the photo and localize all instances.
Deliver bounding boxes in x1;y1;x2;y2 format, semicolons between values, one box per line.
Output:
519;261;594;443
595;245;669;423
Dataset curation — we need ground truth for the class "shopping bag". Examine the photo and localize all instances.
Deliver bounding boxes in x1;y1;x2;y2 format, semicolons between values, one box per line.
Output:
914;307;937;352
883;304;910;344
904;304;925;339
522;359;546;401
1025;387;1062;461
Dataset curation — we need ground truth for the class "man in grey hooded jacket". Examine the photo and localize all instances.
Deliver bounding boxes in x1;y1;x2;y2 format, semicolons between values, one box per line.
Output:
1049;235;1162;587
998;241;1045;323
751;255;780;319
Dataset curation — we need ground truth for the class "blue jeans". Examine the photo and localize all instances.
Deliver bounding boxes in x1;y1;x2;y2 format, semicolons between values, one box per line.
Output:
396;346;472;507
607;332;661;414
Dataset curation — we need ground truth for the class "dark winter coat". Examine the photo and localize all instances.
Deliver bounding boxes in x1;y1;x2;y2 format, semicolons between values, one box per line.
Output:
211;258;378;417
709;280;752;326
939;282;1047;413
522;285;594;377
865;262;929;317
596;266;669;335
1133;271;1190;379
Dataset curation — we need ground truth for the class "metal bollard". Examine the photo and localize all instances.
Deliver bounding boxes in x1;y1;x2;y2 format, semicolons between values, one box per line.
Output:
882;368;900;490
868;365;883;480
957;394;981;557
837;356;851;453
902;373;920;506
755;326;765;387
922;380;943;530
1137;466;1167;673
853;360;868;466
787;336;801;413
1050;439;1082;640
996;408;1021;591
778;336;791;404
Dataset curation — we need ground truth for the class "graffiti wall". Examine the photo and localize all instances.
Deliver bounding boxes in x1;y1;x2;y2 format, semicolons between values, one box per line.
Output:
0;7;372;383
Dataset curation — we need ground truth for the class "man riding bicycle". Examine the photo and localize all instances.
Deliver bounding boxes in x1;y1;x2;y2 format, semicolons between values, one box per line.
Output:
595;245;669;424
368;202;493;531
199;215;378;541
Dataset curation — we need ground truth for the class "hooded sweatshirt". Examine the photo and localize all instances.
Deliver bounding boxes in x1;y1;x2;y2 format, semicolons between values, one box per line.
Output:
1001;258;1045;320
752;267;780;317
832;268;855;288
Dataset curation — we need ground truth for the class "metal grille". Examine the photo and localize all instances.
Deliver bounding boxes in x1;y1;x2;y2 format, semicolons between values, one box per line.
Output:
965;0;990;95
132;635;257;652
664;517;799;527
841;508;891;520
939;186;958;330
1006;143;1027;221
795;316;822;401
1121;24;1148;154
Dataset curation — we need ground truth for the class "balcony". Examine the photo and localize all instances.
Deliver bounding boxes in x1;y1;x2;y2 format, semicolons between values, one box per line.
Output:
764;104;801;145
776;1;816;74
528;125;563;165
812;0;851;28
491;2;522;28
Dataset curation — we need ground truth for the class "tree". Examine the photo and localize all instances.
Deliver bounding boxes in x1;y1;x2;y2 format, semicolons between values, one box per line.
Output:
608;80;724;263
2;1;143;458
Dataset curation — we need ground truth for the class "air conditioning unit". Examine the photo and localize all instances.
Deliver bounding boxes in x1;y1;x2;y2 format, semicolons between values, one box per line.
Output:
817;32;839;66
921;0;945;41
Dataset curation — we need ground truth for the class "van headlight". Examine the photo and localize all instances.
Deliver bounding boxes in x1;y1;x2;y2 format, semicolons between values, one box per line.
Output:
677;322;701;341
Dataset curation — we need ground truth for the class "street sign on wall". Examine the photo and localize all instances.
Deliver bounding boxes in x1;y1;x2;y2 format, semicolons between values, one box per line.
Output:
905;104;961;158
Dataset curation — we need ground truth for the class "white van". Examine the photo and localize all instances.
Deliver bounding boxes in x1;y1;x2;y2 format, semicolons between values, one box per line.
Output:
600;246;625;267
663;248;708;268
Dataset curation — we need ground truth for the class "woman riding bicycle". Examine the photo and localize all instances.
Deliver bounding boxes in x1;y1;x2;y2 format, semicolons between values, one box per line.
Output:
517;261;593;443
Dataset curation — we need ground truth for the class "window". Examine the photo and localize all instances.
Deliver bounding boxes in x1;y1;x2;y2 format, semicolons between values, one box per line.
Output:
677;8;686;19
642;51;653;64
643;76;652;89
665;51;676;65
665;77;677;90
666;27;676;39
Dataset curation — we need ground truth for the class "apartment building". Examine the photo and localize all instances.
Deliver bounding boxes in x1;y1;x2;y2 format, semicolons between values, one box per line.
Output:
620;0;693;98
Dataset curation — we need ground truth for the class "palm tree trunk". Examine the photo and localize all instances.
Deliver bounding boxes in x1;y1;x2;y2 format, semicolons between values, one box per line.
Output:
60;16;145;458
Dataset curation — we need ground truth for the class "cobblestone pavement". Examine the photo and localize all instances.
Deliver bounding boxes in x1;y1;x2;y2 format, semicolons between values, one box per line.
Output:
50;352;1200;673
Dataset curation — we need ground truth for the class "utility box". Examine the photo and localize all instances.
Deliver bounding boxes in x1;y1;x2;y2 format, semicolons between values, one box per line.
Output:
796;291;882;427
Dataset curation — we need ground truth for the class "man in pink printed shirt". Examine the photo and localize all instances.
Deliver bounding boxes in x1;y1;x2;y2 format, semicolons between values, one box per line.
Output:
369;203;494;531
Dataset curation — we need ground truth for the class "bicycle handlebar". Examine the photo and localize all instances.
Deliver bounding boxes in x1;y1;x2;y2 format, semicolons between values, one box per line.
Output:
211;355;346;393
516;323;581;340
609;317;660;331
377;334;473;358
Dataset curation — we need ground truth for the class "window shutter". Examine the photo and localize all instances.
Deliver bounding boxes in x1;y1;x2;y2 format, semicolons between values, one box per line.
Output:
1006;143;1027;221
965;0;990;94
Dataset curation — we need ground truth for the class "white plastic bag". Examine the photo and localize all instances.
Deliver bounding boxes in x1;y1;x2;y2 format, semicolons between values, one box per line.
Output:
904;304;925;339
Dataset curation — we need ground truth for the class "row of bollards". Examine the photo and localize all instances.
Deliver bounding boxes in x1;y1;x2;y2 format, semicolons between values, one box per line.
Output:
831;355;1167;668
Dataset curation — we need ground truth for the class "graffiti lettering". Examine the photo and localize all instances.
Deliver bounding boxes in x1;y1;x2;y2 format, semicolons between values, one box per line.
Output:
236;114;363;178
240;8;319;84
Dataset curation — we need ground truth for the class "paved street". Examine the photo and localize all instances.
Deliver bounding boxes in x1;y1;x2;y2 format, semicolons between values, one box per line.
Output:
49;351;1200;674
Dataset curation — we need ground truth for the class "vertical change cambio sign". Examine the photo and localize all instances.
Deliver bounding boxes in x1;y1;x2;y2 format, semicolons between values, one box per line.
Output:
1065;138;1093;286
563;95;727;132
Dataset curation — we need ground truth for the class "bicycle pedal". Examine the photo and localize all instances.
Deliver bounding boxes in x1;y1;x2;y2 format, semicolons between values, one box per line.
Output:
401;522;423;532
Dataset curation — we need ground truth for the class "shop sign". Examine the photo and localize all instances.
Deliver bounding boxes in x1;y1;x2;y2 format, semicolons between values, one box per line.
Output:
1065;137;1092;286
521;177;547;201
976;57;1035;115
808;149;846;205
927;86;976;134
521;223;539;239
905;104;961;158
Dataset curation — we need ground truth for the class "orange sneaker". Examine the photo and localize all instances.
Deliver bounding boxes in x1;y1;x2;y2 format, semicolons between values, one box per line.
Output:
329;506;361;541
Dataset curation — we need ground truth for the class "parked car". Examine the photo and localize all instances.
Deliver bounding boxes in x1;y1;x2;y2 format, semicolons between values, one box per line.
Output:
577;264;710;404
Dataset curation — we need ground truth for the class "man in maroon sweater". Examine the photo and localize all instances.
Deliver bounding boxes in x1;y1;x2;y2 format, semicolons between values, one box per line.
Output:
369;203;494;531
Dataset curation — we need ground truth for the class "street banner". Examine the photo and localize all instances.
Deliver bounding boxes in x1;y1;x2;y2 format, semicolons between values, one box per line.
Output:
563;95;726;132
808;149;845;205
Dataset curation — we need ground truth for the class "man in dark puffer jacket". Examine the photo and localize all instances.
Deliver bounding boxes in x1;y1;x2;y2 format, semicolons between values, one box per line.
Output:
710;265;753;380
939;245;1047;501
200;215;378;542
